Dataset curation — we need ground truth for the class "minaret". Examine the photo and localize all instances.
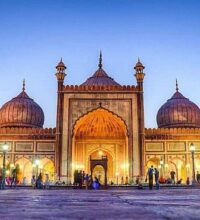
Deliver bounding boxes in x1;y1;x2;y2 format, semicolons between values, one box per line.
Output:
55;58;67;179
134;58;145;176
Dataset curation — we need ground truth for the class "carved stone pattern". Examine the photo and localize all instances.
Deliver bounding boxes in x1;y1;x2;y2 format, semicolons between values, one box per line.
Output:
70;100;131;135
16;143;33;152
37;143;55;152
146;143;164;152
168;142;186;151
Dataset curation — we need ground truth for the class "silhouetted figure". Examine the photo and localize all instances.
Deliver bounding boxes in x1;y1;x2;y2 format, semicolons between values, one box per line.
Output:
177;178;182;184
93;177;100;190
170;170;176;184
186;177;190;185
196;171;200;184
154;168;159;190
36;173;43;189
147;166;154;190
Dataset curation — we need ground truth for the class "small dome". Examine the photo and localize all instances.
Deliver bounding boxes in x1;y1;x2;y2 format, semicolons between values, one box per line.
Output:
56;58;66;69
134;59;145;69
81;52;120;86
0;83;44;128
81;68;120;86
157;87;200;128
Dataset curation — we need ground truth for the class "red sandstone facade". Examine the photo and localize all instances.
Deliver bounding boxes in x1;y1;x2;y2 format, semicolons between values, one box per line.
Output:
0;54;200;184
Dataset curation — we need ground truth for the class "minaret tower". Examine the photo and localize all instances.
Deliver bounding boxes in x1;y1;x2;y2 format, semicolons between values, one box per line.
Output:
134;59;145;176
55;58;67;179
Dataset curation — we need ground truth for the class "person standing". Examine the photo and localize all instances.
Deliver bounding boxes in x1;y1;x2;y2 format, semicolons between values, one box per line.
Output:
154;168;159;190
147;165;154;190
170;170;176;184
31;175;36;188
196;171;200;184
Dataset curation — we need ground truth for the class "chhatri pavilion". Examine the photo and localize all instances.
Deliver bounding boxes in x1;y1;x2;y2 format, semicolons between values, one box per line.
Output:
0;53;200;184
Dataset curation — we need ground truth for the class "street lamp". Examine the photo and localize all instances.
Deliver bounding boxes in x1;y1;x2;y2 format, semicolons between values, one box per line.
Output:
160;159;164;177
1;142;9;189
190;143;197;185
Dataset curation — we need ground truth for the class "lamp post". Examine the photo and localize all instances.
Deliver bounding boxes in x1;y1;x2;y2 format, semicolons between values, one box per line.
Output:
190;143;197;185
1;143;9;189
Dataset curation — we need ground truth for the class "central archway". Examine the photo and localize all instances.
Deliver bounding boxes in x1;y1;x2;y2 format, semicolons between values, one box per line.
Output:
72;107;129;184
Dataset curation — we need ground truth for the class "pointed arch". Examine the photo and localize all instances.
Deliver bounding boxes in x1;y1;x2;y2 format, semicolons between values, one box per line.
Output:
73;107;128;139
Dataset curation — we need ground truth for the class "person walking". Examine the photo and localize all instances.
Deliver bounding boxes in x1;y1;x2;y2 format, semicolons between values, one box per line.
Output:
154;168;159;190
147;165;154;190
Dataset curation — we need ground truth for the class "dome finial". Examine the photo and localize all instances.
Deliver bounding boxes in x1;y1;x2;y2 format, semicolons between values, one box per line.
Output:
22;79;25;92
98;50;102;69
176;79;179;92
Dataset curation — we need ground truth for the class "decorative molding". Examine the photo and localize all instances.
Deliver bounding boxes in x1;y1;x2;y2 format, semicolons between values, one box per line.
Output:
15;142;34;152
145;143;164;152
63;85;137;92
36;142;55;152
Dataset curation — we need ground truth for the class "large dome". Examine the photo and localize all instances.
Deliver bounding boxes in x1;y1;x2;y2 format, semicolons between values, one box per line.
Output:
157;85;200;128
0;83;44;128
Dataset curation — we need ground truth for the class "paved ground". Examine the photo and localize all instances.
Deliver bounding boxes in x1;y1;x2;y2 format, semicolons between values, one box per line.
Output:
0;188;200;220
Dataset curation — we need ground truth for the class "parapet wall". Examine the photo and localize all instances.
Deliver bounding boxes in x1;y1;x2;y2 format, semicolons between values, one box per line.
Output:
145;128;200;140
0;127;56;140
63;85;138;92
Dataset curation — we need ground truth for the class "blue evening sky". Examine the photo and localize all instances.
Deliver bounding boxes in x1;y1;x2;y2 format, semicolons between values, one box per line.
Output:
0;0;200;128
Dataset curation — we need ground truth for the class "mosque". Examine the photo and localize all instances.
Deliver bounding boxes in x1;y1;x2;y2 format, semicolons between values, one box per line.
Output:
0;53;200;184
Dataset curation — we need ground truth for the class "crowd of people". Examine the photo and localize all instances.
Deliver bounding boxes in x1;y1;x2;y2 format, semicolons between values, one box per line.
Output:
73;170;100;189
31;173;50;189
146;165;200;190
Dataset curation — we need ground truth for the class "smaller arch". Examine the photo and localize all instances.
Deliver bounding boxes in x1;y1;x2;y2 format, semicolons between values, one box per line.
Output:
15;157;32;184
39;157;55;181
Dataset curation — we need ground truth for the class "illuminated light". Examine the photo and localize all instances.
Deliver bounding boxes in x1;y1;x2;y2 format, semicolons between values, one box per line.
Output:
39;165;43;169
120;164;125;169
35;159;40;166
115;172;119;176
190;143;195;152
20;165;23;169
178;164;182;169
186;163;190;168
32;164;36;168
2;143;9;152
158;165;161;169
10;164;15;168
98;151;103;156
6;170;10;175
164;164;169;168
160;160;164;165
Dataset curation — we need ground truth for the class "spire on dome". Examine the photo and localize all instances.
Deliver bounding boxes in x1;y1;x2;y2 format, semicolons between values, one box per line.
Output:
176;79;179;92
22;79;25;92
98;51;103;69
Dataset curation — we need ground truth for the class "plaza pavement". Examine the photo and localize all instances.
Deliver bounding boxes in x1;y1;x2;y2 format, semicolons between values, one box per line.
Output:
0;188;200;220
